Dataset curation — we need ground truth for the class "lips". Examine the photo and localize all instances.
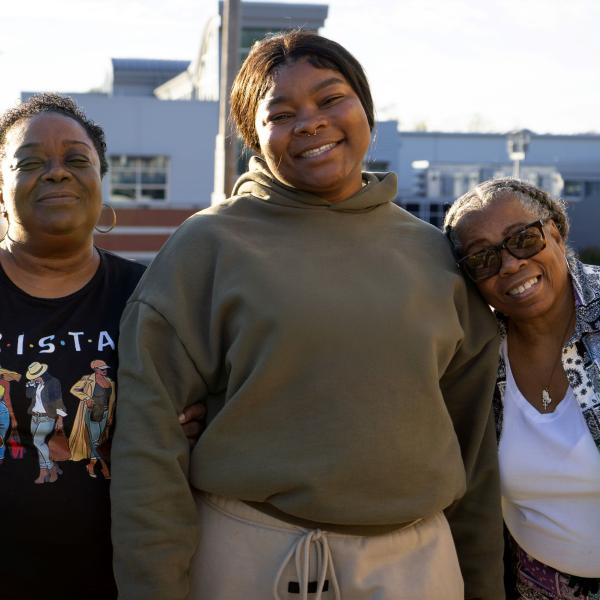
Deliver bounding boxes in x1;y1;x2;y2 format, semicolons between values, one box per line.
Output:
297;141;341;159
36;191;79;204
507;275;540;297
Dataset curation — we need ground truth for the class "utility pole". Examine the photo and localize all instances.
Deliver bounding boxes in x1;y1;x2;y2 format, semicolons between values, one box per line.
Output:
212;0;241;204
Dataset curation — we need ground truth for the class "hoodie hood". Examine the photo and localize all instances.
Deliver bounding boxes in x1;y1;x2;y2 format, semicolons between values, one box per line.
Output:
232;156;397;213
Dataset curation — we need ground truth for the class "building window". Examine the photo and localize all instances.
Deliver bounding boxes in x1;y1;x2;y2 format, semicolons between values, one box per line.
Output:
563;180;583;199
110;156;169;203
440;175;454;197
414;171;427;197
404;203;421;217
585;181;600;197
428;203;450;228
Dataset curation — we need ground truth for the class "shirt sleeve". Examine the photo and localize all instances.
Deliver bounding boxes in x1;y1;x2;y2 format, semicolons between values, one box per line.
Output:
441;281;504;600
69;377;88;401
111;299;209;600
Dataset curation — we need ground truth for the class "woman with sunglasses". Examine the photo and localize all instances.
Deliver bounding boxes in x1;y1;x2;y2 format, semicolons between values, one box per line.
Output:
444;178;600;599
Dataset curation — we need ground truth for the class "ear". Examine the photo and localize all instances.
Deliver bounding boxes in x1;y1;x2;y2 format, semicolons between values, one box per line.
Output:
547;219;566;251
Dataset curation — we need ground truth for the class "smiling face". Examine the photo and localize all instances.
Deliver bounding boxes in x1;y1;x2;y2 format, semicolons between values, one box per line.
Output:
454;194;571;323
254;59;372;203
0;112;102;245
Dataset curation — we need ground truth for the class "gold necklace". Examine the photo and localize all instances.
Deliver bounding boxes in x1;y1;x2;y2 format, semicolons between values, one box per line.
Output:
541;308;575;411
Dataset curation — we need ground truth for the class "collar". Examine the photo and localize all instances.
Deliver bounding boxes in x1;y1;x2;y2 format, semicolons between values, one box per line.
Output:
567;256;600;338
231;156;397;213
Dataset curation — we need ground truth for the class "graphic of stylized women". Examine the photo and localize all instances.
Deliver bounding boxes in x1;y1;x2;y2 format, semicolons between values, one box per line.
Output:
69;359;115;479
0;366;21;465
25;362;66;484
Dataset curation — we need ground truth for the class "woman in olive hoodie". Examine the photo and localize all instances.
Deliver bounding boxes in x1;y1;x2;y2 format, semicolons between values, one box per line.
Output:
112;31;504;600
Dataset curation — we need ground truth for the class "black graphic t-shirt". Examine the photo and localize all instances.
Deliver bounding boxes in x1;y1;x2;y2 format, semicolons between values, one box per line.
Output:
0;249;145;600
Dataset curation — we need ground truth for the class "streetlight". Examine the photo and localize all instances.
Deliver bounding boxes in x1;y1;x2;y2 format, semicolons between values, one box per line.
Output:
506;129;530;179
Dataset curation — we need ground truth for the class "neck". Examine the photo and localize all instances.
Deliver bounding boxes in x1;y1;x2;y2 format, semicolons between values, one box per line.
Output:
321;177;363;204
0;233;100;299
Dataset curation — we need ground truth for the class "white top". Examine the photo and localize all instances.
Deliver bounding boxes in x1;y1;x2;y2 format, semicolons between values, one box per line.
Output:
33;382;47;414
499;339;600;577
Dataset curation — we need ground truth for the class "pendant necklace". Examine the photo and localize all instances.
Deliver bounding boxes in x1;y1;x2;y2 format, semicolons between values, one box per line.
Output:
541;308;575;412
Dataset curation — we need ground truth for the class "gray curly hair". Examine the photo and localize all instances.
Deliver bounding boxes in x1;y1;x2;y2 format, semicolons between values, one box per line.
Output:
443;178;570;252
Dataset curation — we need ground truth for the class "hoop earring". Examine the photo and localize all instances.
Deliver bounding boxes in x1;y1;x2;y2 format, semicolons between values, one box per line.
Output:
0;210;8;243
94;203;117;234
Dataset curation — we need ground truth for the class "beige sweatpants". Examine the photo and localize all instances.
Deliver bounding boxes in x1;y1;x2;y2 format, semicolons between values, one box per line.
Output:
190;493;463;600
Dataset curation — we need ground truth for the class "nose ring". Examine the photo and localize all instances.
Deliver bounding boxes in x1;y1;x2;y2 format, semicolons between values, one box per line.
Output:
297;126;320;137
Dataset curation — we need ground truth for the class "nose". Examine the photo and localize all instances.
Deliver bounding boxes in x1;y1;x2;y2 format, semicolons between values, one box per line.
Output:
293;109;327;137
43;159;72;182
498;247;527;277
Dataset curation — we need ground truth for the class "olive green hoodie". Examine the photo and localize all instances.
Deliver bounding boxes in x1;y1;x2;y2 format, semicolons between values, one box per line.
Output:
112;157;503;599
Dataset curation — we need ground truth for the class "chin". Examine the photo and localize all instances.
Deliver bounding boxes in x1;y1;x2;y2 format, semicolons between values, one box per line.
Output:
44;219;93;236
498;299;553;321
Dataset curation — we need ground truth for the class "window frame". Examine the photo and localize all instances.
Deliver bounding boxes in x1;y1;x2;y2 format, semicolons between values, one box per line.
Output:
109;155;170;205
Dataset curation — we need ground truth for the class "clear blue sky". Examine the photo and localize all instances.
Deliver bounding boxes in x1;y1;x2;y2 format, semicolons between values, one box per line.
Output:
1;0;598;133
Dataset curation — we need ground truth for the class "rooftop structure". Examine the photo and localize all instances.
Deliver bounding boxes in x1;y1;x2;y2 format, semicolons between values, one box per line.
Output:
109;58;191;97
155;2;328;101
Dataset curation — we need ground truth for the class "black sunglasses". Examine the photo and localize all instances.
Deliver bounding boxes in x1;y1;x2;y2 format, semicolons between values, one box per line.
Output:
457;220;547;282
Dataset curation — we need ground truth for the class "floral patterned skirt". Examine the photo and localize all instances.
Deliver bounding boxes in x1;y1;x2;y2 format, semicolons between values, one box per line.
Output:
508;536;600;600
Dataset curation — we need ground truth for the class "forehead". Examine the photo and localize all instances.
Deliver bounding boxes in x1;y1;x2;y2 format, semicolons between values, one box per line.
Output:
455;194;539;246
4;112;93;152
260;59;348;104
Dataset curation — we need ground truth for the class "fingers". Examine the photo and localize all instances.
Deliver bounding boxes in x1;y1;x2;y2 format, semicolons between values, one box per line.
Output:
181;421;202;446
178;402;206;425
178;403;206;446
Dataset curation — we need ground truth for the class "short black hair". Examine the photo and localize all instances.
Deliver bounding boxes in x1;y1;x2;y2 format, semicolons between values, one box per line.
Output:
231;30;375;151
0;93;108;180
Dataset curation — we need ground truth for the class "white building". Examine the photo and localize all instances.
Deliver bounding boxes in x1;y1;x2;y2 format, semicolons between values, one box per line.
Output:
23;2;600;256
395;130;600;249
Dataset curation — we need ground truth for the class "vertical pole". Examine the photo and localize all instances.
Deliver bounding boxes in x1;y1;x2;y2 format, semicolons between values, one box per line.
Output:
212;0;241;204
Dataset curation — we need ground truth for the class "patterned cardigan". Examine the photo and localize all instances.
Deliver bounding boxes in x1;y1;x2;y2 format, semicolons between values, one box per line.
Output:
493;258;600;451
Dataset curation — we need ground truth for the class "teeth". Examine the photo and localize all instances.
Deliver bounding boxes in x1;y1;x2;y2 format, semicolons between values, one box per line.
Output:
508;277;539;296
300;142;337;158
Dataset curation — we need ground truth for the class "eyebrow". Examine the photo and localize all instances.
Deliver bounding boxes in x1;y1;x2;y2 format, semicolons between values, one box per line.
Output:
463;221;532;253
265;76;347;109
502;221;531;236
15;140;93;152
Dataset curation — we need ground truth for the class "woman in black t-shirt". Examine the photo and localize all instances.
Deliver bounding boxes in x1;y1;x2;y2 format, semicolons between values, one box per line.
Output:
0;93;203;600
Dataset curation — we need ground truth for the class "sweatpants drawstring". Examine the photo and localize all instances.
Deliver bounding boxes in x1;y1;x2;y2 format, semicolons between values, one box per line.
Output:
273;528;341;600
